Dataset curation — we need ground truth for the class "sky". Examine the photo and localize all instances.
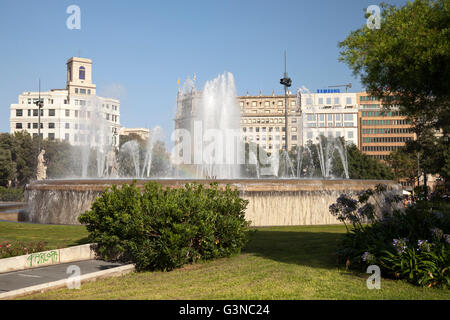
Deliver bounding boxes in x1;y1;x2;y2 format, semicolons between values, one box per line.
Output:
0;0;408;141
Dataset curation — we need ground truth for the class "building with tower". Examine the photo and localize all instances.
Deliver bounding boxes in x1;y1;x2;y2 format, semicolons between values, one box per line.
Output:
9;57;121;147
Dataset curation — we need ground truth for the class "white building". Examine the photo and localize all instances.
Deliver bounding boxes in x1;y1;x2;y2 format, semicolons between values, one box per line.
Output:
9;57;121;147
300;91;358;147
119;127;150;140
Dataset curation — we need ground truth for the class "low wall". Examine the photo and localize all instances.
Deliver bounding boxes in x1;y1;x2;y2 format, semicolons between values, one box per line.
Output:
24;179;401;226
0;243;96;274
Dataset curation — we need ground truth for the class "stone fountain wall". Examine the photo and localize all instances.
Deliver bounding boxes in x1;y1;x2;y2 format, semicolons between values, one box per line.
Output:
24;179;401;226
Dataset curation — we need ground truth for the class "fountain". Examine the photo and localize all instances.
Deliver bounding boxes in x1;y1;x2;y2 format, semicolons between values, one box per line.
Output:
23;72;401;226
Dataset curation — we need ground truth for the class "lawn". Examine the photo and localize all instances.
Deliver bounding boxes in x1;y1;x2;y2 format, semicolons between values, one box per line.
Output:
0;221;89;251
20;224;450;300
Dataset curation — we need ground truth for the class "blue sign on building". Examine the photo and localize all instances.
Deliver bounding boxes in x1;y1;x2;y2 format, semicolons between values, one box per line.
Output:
316;89;340;93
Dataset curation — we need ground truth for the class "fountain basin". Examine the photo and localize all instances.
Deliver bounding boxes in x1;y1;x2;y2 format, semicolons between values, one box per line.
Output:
24;179;401;226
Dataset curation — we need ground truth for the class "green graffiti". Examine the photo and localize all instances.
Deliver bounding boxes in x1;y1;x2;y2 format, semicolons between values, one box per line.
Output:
26;251;58;267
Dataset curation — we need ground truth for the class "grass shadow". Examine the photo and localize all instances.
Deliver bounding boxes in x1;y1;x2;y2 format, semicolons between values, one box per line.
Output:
243;227;346;270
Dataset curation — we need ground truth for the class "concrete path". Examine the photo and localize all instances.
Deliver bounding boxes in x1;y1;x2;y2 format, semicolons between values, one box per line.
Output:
0;259;125;293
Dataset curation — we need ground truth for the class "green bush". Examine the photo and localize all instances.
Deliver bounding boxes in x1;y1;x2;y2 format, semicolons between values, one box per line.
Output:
0;186;24;201
79;181;250;271
330;185;450;288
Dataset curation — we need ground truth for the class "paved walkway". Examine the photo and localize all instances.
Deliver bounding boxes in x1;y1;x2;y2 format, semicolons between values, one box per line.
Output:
0;259;124;293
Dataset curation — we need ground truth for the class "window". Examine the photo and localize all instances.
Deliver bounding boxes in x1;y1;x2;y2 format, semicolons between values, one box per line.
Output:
15;123;22;129
307;132;313;139
49;109;55;116
292;135;297;141
28;110;31;116
33;123;38;129
346;97;352;105
32;109;43;117
334;97;340;105
326;98;331;105
75;110;78;117
75;88;79;94
65;133;70;141
65;123;70;129
277;101;283;106
66;109;70;117
252;101;257;107
307;114;316;121
292;118;297;123
328;114;333;121
79;66;85;80
264;101;270;107
336;131;341;137
318;98;323;105
344;114;353;121
348;131;353;139
16;109;23;116
291;127;297;132
48;123;55;129
306;98;313;105
290;101;296;106
88;89;91;95
80;89;86;94
27;123;31;129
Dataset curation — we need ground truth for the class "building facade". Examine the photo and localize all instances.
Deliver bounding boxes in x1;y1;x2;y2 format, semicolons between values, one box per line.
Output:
239;91;300;152
119;127;150;140
9;57;121;147
357;92;415;160
300;91;358;147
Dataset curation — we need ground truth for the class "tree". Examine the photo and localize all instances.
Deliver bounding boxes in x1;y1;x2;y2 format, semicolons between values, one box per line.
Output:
387;148;418;190
345;144;394;180
404;128;450;193
339;0;450;134
0;148;15;187
119;133;145;148
41;139;77;178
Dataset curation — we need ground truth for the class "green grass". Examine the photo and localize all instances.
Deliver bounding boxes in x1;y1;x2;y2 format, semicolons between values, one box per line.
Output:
21;225;450;300
0;221;89;251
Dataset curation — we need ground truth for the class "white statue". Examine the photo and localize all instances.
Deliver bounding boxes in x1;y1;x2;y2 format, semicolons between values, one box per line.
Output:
106;148;118;177
36;149;47;180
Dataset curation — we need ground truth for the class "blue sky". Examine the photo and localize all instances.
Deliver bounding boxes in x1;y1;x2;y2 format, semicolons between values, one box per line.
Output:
0;0;407;139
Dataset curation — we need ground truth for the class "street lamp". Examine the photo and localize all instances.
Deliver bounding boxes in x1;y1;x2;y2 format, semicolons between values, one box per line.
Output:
35;79;44;154
280;51;292;176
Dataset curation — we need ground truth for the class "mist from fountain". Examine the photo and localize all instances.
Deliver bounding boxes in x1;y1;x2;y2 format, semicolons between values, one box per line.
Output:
61;78;350;181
